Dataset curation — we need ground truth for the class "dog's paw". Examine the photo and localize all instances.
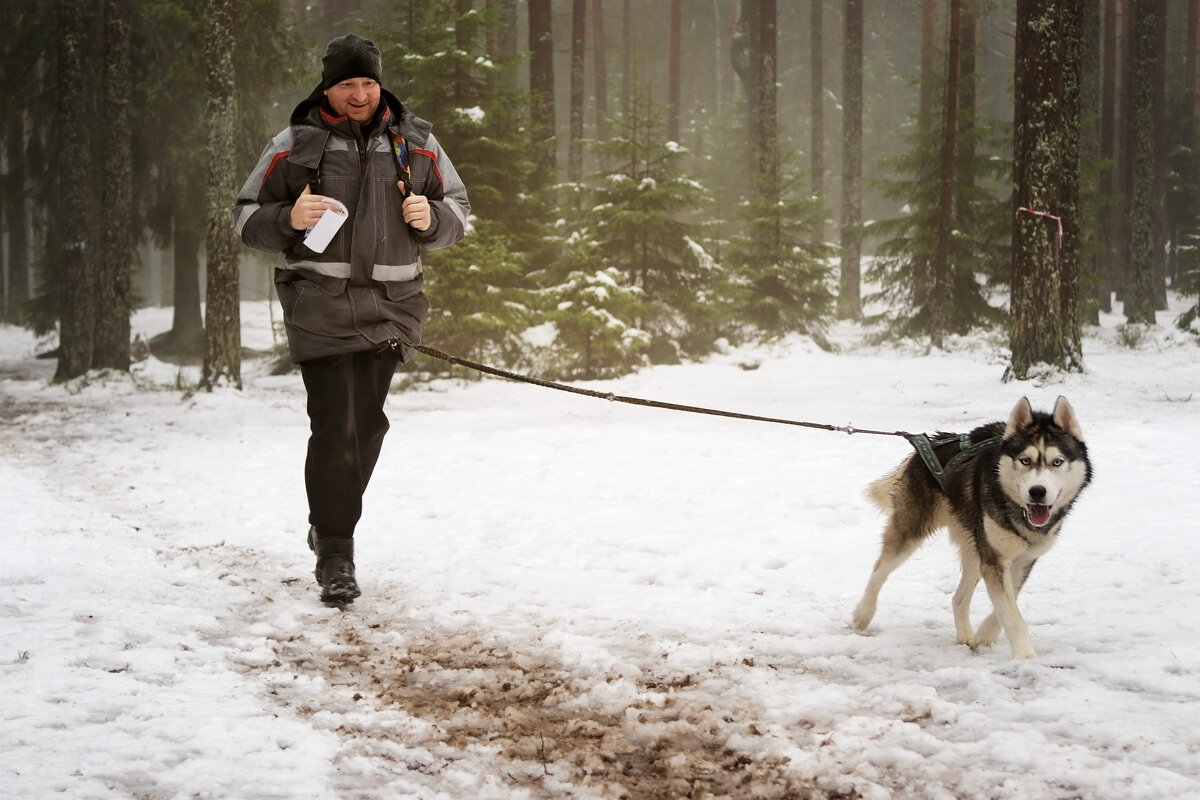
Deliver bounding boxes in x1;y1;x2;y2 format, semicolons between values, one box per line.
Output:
963;636;991;653
974;616;1001;647
973;634;1000;650
851;602;875;631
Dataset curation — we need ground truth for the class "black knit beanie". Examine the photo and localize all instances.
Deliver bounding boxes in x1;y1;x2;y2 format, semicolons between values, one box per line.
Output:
321;34;383;89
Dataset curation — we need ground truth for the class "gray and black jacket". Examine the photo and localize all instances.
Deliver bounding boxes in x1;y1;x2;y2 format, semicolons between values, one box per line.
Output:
232;86;470;362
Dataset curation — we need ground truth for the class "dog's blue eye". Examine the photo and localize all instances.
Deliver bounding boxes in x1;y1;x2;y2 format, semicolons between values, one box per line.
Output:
1051;458;1065;467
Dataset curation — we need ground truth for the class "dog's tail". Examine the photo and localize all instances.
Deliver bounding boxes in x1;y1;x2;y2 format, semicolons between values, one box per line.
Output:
865;459;909;512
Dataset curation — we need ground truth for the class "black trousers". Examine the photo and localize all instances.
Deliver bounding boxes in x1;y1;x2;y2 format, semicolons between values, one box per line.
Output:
299;348;402;540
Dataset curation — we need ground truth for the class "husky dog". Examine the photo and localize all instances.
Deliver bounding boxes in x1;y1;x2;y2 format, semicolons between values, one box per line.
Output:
852;397;1092;659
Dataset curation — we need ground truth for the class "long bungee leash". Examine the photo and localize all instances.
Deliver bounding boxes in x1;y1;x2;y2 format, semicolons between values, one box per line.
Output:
384;338;997;482
385;337;926;441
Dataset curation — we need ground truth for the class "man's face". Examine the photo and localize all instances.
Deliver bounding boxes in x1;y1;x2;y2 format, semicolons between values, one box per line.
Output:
324;78;380;123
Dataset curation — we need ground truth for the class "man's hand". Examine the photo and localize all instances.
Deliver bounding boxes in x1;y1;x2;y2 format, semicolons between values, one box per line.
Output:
290;185;332;231
398;181;431;231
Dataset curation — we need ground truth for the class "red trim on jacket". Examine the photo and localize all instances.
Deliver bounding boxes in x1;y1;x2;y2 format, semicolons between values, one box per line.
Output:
262;150;291;186
412;148;443;187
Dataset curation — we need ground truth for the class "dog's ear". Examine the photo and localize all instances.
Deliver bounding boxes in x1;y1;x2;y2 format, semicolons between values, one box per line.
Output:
1052;395;1083;440
1006;396;1034;434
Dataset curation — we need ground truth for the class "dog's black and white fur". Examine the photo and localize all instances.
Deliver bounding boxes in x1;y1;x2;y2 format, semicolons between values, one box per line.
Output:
852;397;1093;659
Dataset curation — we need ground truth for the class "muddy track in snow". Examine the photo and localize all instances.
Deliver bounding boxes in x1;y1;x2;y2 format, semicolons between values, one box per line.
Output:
353;631;823;799
229;579;854;800
309;627;834;798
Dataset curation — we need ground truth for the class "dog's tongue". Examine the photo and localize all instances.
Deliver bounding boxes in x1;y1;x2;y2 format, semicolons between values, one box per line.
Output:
1027;504;1052;527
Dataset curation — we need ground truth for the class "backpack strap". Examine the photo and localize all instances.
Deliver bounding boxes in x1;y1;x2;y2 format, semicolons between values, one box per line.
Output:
391;132;410;196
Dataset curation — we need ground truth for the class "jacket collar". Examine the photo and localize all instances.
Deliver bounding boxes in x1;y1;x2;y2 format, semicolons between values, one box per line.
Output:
290;85;431;148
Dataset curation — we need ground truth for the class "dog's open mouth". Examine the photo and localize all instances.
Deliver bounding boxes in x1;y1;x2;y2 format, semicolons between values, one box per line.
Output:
1026;504;1052;527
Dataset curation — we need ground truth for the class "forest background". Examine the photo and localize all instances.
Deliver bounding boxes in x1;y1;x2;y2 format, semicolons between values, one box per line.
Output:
1;0;1198;390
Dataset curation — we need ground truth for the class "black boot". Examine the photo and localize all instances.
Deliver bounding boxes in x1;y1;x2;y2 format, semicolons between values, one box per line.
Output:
307;526;361;605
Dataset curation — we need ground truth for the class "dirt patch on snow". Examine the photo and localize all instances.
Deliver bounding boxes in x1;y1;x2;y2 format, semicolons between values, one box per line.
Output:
246;599;845;800
358;630;821;800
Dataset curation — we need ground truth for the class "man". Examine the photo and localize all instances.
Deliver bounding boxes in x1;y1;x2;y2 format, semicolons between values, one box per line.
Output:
232;34;470;605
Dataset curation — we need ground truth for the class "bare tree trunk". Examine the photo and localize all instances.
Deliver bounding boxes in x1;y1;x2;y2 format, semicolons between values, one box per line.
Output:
200;0;241;390
1115;0;1132;298
1150;1;1168;310
3;114;30;323
733;1;777;202
919;0;940;129
1191;0;1200;120
455;0;472;98
1058;1;1084;367
1012;0;1063;376
621;0;631;119
668;0;682;143
487;0;519;86
755;0;777;202
1172;0;1200;289
838;0;863;320
568;0;585;182
586;0;610;174
1010;0;1084;378
810;0;825;244
1122;0;1165;324
529;0;556;180
161;214;205;358
954;4;976;223
1079;0;1102;325
913;0;943;309
590;0;609;128
54;0;98;381
931;0;961;348
94;0;133;372
731;2;755;178
1097;0;1117;312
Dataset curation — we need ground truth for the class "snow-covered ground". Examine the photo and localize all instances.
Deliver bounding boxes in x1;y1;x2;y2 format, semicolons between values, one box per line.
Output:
1;297;1198;800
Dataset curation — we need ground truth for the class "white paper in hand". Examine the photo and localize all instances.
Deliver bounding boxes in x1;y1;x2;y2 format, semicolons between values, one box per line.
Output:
303;198;349;253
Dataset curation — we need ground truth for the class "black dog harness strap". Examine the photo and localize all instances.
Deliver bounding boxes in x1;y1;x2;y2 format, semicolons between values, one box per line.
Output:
905;432;1001;492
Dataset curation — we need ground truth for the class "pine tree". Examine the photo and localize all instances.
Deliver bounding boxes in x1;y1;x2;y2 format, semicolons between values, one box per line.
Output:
371;0;541;260
417;217;534;377
535;264;651;380
868;113;1008;340
367;0;544;377
725;153;833;345
576;86;716;363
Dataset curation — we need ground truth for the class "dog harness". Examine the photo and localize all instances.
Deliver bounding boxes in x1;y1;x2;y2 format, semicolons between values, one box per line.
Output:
906;432;1001;492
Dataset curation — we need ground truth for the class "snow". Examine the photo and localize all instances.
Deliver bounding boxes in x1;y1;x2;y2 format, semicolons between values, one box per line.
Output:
2;297;1199;800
